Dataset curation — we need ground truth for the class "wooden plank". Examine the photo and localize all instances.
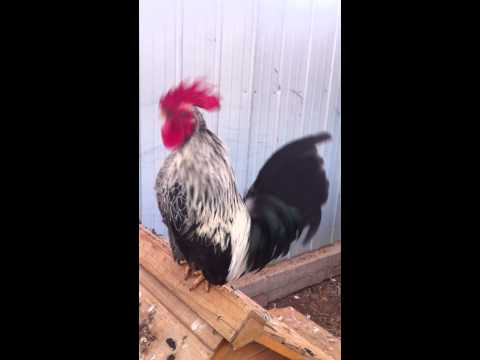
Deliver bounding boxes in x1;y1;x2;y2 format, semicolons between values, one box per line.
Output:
139;225;269;345
232;242;341;306
257;333;309;360
231;311;265;350
250;349;288;360
257;315;340;360
140;265;223;351
211;340;236;360
212;340;266;360
213;340;287;360
139;284;214;360
140;225;341;360
269;307;340;360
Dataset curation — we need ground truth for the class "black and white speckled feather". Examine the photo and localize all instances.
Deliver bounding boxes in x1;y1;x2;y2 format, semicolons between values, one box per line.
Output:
156;109;251;283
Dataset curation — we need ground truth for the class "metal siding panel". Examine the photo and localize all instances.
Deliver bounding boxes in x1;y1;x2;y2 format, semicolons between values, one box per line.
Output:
302;0;339;138
217;0;258;195
333;192;341;242
308;0;341;250
139;0;179;235
279;0;322;257
246;0;286;189
182;0;219;132
139;0;341;249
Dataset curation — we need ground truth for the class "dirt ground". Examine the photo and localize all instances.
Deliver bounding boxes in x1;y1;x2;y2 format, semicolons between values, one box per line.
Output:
266;275;341;338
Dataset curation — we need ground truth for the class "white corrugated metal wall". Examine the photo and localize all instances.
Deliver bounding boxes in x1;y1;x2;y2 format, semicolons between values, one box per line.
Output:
140;0;341;257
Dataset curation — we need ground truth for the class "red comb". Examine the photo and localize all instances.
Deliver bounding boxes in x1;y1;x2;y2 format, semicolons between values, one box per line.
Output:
160;79;220;113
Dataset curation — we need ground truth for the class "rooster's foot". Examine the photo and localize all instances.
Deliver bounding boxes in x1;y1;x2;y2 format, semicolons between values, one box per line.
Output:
178;260;193;280
189;271;210;292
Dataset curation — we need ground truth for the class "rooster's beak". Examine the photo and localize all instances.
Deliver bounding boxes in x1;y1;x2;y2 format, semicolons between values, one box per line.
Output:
160;110;167;124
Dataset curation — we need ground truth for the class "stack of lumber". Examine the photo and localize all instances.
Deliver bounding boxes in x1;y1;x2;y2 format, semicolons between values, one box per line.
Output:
139;225;341;360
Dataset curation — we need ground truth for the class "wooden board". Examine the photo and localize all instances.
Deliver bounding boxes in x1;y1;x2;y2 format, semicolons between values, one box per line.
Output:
230;311;266;350
257;309;340;360
251;349;289;360
232;242;341;306
139;225;270;345
140;265;224;351
269;307;340;360
139;225;341;360
139;284;214;360
213;340;287;360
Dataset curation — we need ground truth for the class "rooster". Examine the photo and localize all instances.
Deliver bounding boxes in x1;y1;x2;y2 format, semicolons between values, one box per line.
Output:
155;79;330;291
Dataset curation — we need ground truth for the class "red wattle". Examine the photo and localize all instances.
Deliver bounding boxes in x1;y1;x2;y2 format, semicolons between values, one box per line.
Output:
161;118;195;149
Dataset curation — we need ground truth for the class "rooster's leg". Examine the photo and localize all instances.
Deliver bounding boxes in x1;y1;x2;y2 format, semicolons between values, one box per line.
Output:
178;260;193;280
183;264;192;280
189;271;210;292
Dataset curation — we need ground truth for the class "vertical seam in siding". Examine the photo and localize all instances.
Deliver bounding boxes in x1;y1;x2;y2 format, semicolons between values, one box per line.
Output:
244;0;259;191
322;0;340;129
215;0;224;134
301;0;316;138
303;0;316;251
175;0;184;83
273;0;288;150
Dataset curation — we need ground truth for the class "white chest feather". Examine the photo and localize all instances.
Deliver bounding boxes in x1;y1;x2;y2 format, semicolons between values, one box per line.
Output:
156;130;253;282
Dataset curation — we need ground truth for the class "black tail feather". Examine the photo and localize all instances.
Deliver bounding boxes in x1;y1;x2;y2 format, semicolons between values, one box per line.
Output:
246;194;303;272
244;132;330;271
